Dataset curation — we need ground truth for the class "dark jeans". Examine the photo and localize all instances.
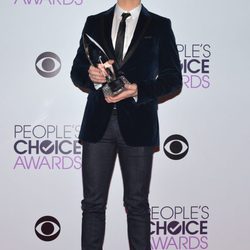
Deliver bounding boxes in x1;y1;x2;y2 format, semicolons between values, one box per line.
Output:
81;111;153;250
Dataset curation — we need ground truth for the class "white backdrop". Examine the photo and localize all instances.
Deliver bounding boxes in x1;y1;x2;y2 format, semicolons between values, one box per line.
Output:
1;0;250;249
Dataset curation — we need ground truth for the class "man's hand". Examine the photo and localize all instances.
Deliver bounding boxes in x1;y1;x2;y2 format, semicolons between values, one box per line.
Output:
88;65;106;83
88;60;114;84
105;83;138;103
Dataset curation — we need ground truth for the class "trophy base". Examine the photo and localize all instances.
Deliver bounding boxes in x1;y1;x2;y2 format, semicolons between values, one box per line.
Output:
102;76;130;97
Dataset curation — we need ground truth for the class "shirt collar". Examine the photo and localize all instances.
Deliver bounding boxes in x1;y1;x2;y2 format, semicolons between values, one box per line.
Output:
114;3;142;20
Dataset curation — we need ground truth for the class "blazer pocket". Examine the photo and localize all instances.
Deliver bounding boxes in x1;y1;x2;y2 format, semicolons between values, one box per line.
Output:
143;36;153;39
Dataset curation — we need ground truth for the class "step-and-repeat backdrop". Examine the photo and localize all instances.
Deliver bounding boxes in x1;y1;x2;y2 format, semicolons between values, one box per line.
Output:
1;1;250;249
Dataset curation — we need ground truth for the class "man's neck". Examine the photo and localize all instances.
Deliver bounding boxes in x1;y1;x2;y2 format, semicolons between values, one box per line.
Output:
117;0;141;11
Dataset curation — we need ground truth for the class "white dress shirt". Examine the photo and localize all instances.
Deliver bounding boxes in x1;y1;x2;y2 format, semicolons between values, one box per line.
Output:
112;3;142;59
94;3;142;99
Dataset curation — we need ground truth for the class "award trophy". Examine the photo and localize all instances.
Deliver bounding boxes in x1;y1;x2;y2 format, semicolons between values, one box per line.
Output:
83;33;130;97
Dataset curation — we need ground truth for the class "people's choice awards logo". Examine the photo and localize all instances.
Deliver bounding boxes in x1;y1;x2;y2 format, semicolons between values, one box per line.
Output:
163;135;189;160
150;205;209;250
13;124;82;170
35;52;61;78
35;216;61;241
177;43;212;89
14;0;84;6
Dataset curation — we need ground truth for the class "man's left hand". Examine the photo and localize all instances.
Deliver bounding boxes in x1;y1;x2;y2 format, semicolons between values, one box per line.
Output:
105;83;138;103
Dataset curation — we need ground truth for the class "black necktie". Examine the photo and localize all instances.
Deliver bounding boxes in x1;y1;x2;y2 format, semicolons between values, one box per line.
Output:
115;12;131;64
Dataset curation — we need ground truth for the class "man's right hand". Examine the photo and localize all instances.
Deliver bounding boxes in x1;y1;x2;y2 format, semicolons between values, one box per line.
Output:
88;60;114;84
88;65;107;84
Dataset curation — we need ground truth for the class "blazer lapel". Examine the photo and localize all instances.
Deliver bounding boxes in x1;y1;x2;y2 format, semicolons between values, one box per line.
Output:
120;6;152;68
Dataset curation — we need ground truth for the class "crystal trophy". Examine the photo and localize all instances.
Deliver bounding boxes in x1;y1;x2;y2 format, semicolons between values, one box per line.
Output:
83;33;130;97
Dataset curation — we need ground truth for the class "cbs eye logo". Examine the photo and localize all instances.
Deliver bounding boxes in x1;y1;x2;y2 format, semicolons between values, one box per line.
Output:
163;135;189;160
35;52;61;78
35;216;61;241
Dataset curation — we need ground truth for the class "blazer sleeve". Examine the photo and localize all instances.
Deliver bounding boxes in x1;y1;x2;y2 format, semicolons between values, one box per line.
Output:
136;19;182;104
70;17;96;92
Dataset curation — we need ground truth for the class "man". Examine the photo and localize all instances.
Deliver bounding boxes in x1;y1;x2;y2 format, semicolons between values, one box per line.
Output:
71;0;182;249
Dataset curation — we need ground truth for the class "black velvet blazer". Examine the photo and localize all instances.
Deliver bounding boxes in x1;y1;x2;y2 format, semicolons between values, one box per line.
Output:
70;5;182;147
